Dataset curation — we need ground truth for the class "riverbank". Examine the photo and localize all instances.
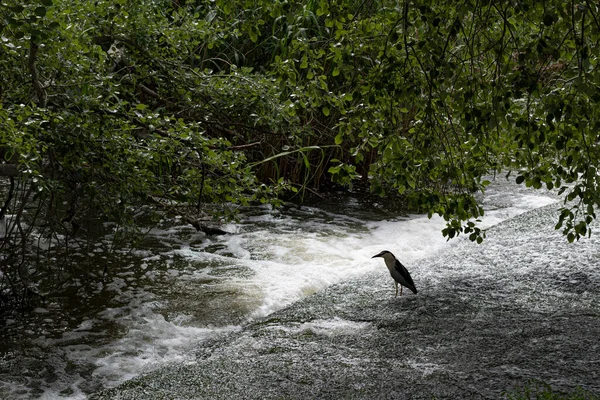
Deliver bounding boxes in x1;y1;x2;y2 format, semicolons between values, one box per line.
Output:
91;203;600;399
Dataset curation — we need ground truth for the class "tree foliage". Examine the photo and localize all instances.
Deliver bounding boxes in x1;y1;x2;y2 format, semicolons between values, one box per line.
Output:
2;0;600;304
258;0;600;243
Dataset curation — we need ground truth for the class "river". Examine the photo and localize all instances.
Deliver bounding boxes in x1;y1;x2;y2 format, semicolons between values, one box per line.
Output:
4;177;596;398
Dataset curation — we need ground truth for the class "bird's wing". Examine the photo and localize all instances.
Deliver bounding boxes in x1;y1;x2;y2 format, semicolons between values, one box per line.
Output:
394;259;417;290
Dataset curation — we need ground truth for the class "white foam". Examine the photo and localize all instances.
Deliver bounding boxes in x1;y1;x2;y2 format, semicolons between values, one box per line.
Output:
269;317;375;337
42;305;241;399
294;317;375;336
232;180;557;319
479;192;558;229
26;178;558;399
89;313;238;383
127;179;559;323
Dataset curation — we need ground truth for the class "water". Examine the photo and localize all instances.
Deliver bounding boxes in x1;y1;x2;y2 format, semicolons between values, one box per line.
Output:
0;178;558;399
93;197;600;399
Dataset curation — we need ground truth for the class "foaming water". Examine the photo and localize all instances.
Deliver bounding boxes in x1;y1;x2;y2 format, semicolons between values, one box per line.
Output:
0;178;558;399
268;317;376;337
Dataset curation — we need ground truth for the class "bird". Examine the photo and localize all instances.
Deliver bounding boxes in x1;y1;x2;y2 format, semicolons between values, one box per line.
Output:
372;250;418;297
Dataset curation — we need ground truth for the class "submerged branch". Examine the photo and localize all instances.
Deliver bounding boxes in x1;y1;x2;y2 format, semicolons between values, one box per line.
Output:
184;216;229;236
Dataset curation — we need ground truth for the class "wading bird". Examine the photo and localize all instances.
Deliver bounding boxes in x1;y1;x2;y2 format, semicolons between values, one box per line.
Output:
372;250;418;297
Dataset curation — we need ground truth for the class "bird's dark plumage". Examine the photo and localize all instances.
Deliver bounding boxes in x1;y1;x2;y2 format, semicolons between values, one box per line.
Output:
372;250;417;296
392;258;417;294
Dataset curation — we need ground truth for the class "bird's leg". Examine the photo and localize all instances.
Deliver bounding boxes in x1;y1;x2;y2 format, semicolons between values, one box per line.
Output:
400;285;403;296
395;282;398;298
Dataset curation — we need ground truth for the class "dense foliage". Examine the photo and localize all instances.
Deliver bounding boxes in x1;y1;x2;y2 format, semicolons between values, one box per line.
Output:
2;0;600;303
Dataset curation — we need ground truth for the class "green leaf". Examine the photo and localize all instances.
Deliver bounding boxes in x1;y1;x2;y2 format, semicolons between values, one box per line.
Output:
334;133;343;145
34;7;46;17
302;153;310;169
249;30;258;43
328;165;341;174
555;221;563;230
316;0;329;16
300;55;308;69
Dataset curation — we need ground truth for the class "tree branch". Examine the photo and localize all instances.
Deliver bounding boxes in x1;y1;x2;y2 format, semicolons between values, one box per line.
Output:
29;41;47;108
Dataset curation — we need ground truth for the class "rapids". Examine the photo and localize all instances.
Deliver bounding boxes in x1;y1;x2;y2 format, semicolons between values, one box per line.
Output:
1;178;574;398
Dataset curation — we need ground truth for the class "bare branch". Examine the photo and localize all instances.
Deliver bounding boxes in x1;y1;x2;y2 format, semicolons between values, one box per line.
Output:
29;41;47;108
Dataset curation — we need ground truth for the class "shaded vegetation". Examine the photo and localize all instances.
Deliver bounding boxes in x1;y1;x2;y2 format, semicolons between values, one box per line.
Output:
2;0;600;304
505;380;599;400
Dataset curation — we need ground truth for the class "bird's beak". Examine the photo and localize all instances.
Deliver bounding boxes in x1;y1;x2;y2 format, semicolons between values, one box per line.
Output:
371;254;380;258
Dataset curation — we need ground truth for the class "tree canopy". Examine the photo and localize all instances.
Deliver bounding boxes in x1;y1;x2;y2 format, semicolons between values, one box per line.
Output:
2;0;600;296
